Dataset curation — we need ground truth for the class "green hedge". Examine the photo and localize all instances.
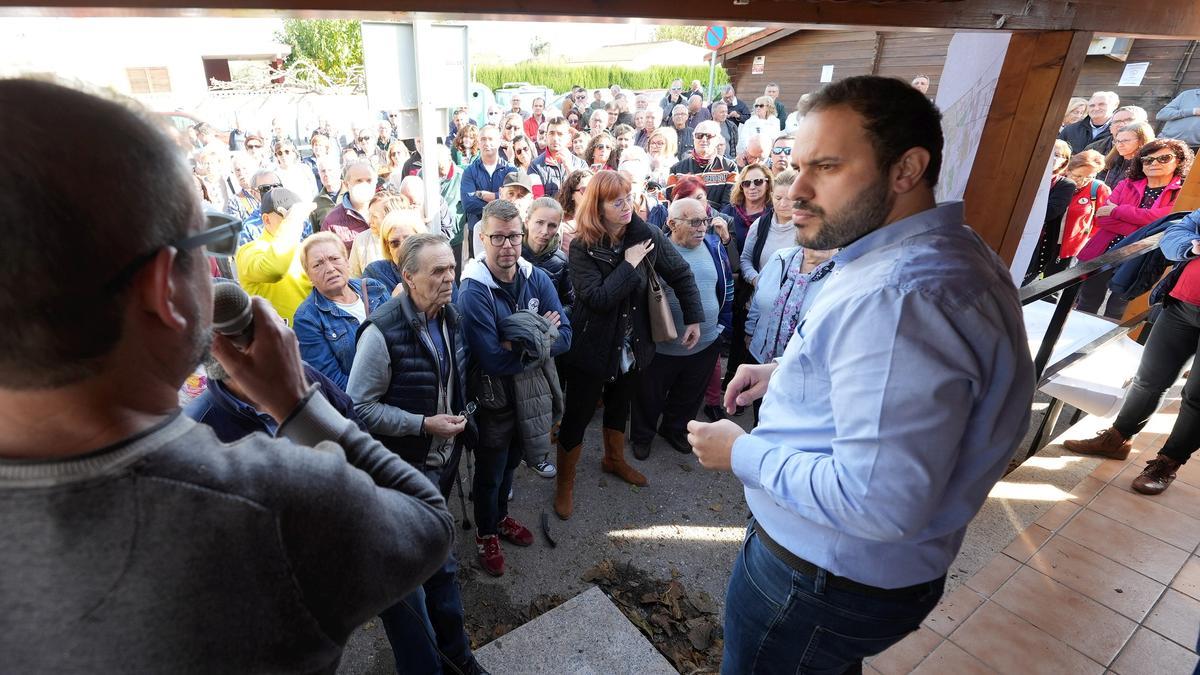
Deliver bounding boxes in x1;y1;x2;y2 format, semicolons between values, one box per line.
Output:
474;64;728;94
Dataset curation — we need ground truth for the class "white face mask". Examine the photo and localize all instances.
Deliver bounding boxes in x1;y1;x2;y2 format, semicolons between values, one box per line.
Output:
349;182;375;205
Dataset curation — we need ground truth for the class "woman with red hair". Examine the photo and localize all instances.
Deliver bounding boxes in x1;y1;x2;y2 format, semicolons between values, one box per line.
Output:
553;171;705;519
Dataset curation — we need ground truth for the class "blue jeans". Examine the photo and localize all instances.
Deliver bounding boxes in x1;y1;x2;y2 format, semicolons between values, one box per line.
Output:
379;466;473;674
473;405;523;536
722;529;944;675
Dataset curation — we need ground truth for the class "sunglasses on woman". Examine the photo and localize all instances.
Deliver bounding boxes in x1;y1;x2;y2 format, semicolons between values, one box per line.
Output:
740;178;768;188
1140;153;1176;165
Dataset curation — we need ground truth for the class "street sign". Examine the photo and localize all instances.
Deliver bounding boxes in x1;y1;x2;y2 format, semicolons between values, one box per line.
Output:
705;26;727;51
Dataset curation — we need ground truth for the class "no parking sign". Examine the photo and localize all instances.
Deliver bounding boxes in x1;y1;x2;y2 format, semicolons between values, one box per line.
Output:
705;26;727;51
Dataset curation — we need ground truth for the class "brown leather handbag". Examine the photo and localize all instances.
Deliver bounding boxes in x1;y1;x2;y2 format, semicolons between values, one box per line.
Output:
645;263;678;342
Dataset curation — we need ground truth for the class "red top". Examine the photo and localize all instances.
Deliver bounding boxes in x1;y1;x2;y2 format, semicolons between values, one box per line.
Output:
1059;179;1111;259
1170;259;1200;306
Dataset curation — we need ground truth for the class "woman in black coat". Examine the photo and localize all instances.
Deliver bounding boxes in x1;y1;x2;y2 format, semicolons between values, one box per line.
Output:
554;170;704;520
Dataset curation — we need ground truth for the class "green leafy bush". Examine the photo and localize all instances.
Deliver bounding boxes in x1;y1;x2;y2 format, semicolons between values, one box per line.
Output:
474;64;728;94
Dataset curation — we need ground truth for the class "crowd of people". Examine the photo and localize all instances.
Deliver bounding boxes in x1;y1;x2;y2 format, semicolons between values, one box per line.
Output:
20;66;1171;675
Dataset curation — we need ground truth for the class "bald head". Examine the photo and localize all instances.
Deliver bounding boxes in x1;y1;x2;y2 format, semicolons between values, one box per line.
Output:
0;78;199;387
667;198;707;248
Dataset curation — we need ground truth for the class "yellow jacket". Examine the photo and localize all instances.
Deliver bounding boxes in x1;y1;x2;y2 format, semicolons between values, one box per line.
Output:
235;226;312;326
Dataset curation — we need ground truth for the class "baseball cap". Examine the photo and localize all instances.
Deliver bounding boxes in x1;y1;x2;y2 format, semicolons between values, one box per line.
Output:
261;187;302;216
502;170;534;194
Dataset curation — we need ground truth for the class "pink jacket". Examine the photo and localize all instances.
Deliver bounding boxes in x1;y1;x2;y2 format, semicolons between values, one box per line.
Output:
1076;176;1183;261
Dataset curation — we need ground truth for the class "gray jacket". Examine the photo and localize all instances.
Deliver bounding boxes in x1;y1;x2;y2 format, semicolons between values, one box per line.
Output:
1157;89;1200;146
501;310;564;462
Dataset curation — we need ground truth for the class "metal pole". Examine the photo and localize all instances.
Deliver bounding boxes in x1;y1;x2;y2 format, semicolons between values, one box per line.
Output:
707;50;718;102
412;19;442;231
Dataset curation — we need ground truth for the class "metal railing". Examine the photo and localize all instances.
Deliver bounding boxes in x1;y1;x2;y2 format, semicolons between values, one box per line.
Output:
1017;231;1166;463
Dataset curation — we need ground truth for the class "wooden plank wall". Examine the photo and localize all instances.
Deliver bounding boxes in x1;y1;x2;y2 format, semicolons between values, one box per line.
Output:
1072;40;1199;122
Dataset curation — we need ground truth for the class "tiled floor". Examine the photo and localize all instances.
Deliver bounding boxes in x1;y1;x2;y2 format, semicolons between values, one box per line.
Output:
869;410;1200;674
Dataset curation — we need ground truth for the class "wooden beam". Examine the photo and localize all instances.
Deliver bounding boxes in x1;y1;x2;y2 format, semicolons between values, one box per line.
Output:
3;0;1200;39
963;30;1091;264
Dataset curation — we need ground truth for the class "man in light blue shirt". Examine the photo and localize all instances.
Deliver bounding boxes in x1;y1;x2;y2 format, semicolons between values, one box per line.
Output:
688;75;1034;674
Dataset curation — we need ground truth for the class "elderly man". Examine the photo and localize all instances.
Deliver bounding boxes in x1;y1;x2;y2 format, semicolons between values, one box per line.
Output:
523;96;547;138
687;75;1033;673
630;198;732;459
1059;90;1119;153
312;156;342;231
671;120;738;209
688;79;705;100
718;84;751;123
458;199;571;576
347;233;487;675
0;78;452;672
529;117;586;198
668;104;695;157
321;159;377;253
237;168;312;247
1084;105;1147;155
711;101;739;159
461;124;513;260
193;146;233;214
911;74;931;95
687;94;712;129
660;78;687;121
227;151;262;220
769;132;794;175
588;108;609;137
509;93;529;120
235;188;317;326
273;138;318;201
765;82;787;121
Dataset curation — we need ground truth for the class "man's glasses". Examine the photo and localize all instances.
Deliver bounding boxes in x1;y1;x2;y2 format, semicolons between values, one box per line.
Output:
275;149;294;157
357;135;372;142
486;232;524;247
676;217;712;230
255;182;283;195
458;401;478;418
1141;154;1176;165
772;146;793;156
741;178;768;188
694;132;716;140
246;143;263;151
103;210;244;293
504;124;520;131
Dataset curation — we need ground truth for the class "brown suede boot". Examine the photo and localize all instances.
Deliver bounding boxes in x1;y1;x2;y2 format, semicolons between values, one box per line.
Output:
1131;454;1183;495
1062;427;1132;460
554;444;581;520
601;428;648;487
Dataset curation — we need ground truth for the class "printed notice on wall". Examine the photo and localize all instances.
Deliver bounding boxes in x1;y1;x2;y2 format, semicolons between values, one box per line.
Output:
752;56;765;75
1118;62;1149;87
820;65;834;83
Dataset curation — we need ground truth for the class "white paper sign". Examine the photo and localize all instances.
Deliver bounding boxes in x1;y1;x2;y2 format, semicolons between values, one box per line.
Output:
934;32;1011;202
819;65;834;83
1118;62;1149;87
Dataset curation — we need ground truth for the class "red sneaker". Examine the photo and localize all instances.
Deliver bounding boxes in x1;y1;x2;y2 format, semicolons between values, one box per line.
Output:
498;516;534;547
476;535;504;576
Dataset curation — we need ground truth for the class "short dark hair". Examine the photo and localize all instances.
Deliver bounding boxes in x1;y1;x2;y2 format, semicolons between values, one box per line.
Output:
482;199;522;228
0;79;197;388
800;75;944;187
1127;138;1193;182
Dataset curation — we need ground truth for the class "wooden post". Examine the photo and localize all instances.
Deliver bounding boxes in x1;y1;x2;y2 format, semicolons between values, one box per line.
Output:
963;30;1091;264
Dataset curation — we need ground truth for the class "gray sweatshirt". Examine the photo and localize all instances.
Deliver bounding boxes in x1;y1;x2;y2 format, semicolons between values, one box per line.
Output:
0;388;454;673
1157;89;1200;146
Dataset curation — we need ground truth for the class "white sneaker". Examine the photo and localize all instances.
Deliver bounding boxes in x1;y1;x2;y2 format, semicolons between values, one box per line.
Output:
530;459;558;478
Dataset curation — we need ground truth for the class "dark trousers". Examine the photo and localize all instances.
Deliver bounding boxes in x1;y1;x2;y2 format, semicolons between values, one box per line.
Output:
473;404;523;536
721;529;944;675
630;341;722;443
1114;298;1200;464
1076;269;1129;320
557;364;639;450
723;282;753;390
379;465;472;673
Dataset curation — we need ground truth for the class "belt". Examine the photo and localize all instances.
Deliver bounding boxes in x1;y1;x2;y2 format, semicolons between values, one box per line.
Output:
751;522;942;600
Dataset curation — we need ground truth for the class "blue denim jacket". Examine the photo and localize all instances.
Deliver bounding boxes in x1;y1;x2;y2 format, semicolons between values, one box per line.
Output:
294;277;391;390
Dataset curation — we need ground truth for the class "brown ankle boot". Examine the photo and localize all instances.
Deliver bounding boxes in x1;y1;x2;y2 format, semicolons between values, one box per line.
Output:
554;444;581;520
601;428;648;487
1132;454;1183;495
1063;427;1132;460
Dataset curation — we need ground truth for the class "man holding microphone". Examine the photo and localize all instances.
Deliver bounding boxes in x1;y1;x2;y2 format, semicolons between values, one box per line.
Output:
687;76;1034;673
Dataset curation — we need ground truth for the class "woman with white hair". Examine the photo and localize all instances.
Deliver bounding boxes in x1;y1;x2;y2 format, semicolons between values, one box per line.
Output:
737;96;782;155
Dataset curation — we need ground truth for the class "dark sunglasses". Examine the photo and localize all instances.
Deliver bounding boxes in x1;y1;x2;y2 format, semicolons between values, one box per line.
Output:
256;182;283;195
102;210;244;293
772;146;793;155
245;143;263;150
504;125;520;131
694;132;716;140
754;103;768;108
1140;153;1176;165
275;149;293;157
740;178;768;188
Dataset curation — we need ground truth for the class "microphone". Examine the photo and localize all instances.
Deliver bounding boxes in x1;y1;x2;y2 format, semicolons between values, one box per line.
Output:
212;280;254;348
